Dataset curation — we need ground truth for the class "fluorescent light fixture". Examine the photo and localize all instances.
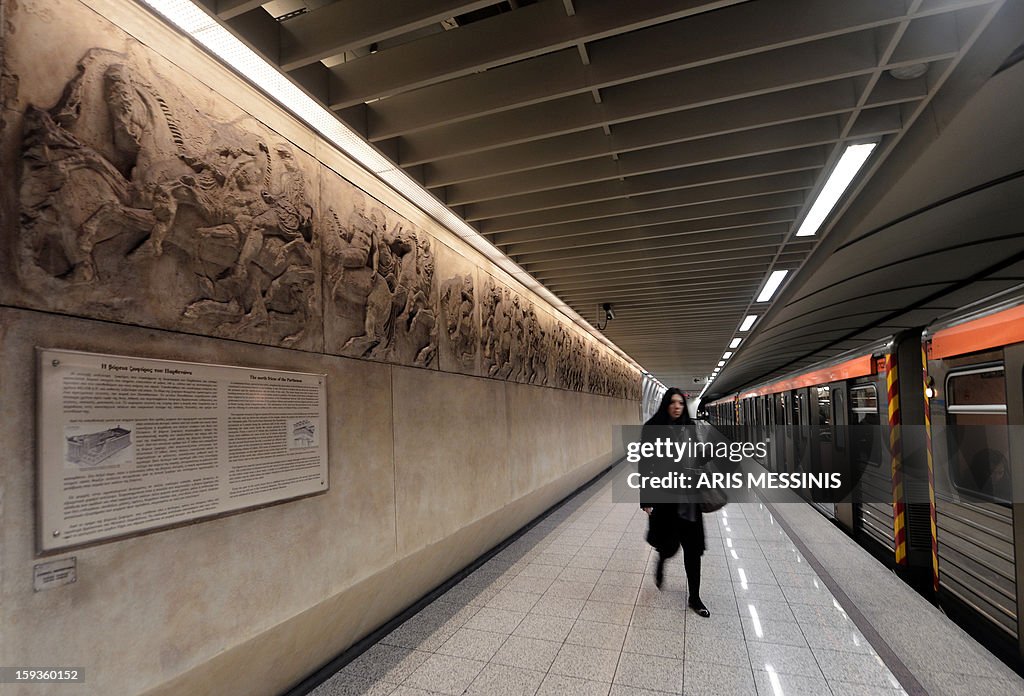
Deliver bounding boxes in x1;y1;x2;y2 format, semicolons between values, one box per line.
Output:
729;338;741;349
722;351;733;360
756;270;788;303
718;360;725;367
739;315;757;331
795;142;877;237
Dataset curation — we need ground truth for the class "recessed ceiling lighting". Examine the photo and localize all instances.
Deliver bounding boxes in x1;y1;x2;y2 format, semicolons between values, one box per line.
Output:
723;352;733;360
795;142;877;237
729;338;741;348
739;315;757;331
756;270;789;303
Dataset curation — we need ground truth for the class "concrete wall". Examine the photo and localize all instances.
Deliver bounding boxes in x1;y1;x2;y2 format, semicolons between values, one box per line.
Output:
0;0;641;693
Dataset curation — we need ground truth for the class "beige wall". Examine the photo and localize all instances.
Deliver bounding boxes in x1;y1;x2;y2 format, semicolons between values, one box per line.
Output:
0;308;635;696
0;0;640;694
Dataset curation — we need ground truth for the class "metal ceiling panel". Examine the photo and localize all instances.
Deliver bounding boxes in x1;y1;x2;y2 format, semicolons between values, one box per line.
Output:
207;0;1024;391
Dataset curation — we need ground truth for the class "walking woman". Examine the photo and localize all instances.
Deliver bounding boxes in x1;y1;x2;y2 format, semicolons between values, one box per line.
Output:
640;388;711;617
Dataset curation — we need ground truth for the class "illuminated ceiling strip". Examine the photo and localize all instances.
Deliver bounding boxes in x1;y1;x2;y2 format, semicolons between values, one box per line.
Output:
739;314;757;331
795;142;877;237
139;0;644;371
756;270;789;303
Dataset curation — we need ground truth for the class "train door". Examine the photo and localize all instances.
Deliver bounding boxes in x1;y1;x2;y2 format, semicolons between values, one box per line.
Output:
755;397;767;466
781;392;795;475
931;351;1017;646
851;379;891;552
794;388;811;483
831;382;855;531
765;394;777;472
810;385;835;517
774;392;789;474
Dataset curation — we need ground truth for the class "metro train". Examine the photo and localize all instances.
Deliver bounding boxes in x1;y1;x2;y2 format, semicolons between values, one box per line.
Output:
706;284;1024;663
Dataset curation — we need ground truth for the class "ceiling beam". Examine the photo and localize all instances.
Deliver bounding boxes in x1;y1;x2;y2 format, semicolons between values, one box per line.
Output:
323;0;746;108
422;79;859;186
277;0;497;70
544;262;778;292
524;237;786;272
518;232;789;272
478;171;815;234
491;191;806;246
504;211;795;258
363;0;914;139
529;250;807;283
396;31;879;164
443;117;842;205
462;147;826;220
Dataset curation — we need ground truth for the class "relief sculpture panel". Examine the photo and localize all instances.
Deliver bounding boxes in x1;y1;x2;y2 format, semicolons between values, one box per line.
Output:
321;178;437;368
436;245;480;376
12;48;322;350
481;276;512;380
2;36;638;396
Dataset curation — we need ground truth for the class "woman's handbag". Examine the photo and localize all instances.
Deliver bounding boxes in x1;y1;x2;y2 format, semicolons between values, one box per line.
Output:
700;486;728;513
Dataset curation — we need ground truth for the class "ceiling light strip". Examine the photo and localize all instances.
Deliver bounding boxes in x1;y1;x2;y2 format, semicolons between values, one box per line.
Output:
795;143;878;237
139;0;646;373
756;270;789;303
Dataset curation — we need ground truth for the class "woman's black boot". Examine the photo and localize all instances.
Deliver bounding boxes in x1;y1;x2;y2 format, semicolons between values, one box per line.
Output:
654;555;665;589
688;596;710;617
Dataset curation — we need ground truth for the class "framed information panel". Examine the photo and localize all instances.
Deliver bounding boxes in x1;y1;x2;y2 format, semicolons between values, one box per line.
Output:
37;349;328;551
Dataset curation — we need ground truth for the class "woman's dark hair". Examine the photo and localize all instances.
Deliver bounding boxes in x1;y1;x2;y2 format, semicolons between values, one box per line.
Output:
647;387;692;425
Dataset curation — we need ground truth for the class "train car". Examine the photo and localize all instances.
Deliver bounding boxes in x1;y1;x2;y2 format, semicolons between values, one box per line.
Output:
706;335;934;575
923;285;1024;659
705;284;1024;663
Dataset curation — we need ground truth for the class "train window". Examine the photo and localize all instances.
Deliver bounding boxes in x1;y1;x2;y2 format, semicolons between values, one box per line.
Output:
816;386;831;442
945;366;1010;504
850;385;881;468
850;386;877;411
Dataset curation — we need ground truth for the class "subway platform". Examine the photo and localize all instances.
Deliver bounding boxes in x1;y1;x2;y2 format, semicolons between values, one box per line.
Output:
303;462;1024;696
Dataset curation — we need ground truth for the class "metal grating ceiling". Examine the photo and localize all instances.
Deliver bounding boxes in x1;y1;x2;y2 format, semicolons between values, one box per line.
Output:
203;0;1024;394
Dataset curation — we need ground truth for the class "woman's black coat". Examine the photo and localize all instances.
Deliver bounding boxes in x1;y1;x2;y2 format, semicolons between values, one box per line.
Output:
640;407;706;558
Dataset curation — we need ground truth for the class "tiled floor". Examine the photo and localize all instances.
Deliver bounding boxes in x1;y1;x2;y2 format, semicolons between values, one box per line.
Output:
311;463;908;696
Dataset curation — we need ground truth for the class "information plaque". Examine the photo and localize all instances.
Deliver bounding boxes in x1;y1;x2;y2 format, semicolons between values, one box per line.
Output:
37;349;328;551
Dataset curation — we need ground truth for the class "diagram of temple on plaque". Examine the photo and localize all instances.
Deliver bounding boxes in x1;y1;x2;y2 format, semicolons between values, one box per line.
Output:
287;418;318;449
64;422;135;468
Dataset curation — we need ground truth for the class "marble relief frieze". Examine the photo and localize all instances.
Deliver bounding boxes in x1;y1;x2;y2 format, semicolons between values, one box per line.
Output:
439;270;480;375
14;48;322;349
321;184;437;368
7;42;638;397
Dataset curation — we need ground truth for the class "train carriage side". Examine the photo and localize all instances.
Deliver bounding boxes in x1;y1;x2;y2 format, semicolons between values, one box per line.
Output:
707;338;934;572
924;290;1024;658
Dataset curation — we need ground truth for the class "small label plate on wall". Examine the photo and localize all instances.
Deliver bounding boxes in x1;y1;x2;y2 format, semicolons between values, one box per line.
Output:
34;557;77;591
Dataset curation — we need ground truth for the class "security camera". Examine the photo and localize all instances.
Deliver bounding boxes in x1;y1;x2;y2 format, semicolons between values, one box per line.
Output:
602;303;615;321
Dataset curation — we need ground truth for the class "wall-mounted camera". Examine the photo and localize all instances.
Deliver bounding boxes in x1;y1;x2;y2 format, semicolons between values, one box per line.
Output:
597;303;615;330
